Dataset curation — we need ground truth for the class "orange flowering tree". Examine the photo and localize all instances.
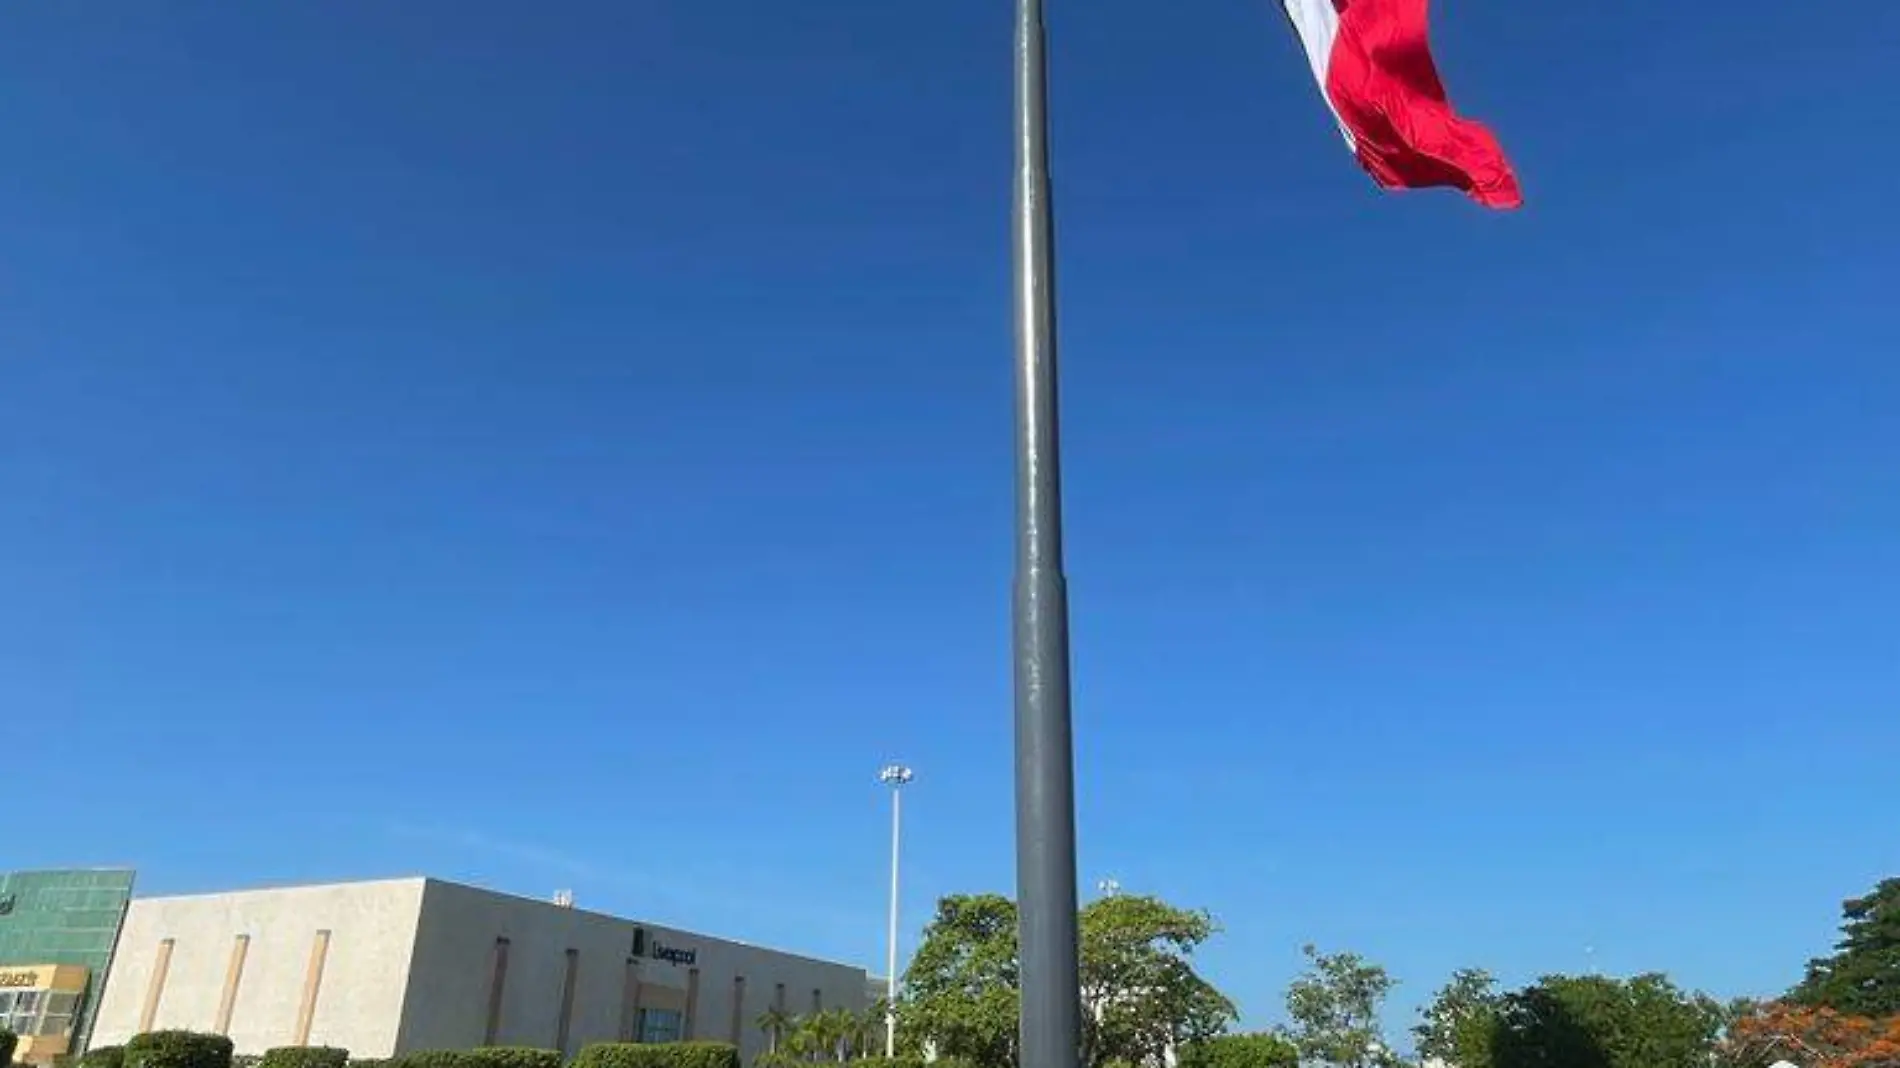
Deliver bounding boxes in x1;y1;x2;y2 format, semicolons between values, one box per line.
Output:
1722;1001;1900;1068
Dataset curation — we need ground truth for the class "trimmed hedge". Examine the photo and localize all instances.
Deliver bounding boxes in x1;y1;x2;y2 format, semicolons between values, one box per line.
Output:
1178;1034;1299;1068
81;1048;127;1068
572;1042;742;1068
258;1050;348;1068
389;1054;464;1068
125;1033;235;1068
460;1050;560;1068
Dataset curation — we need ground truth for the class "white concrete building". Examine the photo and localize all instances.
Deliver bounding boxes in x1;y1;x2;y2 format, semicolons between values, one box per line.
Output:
88;878;867;1062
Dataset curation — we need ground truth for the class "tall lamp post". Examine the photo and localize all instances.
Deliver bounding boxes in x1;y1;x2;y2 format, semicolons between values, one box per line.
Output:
878;763;915;1056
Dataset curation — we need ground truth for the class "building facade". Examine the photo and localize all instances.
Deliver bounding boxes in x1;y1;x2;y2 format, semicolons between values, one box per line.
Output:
0;868;138;1065
88;878;867;1062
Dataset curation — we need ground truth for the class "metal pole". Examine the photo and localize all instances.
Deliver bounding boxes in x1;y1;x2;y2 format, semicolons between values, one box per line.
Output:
1012;2;1080;1068
885;785;903;1056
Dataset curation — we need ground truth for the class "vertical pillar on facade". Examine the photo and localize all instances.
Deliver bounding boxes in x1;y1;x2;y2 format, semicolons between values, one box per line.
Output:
138;938;176;1033
810;988;822;1015
683;968;701;1040
484;937;512;1046
556;949;581;1057
619;958;641;1042
728;976;746;1045
293;929;333;1046
214;934;251;1035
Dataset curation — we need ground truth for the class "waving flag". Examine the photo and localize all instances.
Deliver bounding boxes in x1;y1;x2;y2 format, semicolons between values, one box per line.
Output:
1282;0;1523;209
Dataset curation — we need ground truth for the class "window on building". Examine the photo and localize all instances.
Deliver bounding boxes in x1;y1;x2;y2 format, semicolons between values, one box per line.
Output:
40;991;79;1037
639;1009;683;1045
1;989;44;1035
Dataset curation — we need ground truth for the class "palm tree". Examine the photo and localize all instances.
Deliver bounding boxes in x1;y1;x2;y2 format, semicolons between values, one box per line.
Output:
808;1008;854;1063
862;998;893;1057
782;1017;817;1061
757;1006;795;1055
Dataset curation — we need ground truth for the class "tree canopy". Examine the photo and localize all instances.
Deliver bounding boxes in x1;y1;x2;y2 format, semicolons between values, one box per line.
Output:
1414;967;1503;1068
1793;878;1900;1019
1279;945;1403;1068
899;892;1235;1068
1491;974;1726;1068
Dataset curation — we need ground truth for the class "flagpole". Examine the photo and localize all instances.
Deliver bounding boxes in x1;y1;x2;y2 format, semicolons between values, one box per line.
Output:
1012;1;1081;1068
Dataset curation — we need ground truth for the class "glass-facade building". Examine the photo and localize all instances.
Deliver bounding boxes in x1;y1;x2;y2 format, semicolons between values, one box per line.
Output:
0;869;136;1063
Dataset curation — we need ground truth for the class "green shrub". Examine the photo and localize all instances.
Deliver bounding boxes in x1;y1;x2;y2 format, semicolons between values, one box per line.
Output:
258;1049;348;1068
573;1042;742;1068
1177;1034;1299;1068
389;1053;467;1068
929;1057;978;1068
461;1050;559;1068
1;1029;18;1068
124;1033;235;1068
81;1048;127;1068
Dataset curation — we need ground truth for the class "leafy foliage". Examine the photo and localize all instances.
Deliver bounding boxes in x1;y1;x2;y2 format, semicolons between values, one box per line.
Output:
258;1048;349;1068
900;892;1236;1068
900;895;1021;1068
1176;1033;1299;1068
1414;968;1502;1068
124;1032;236;1068
1723;1001;1900;1068
460;1050;561;1068
390;1053;469;1068
1490;974;1725;1068
570;1042;741;1068
1794;878;1900;1019
1;1029;17;1068
1080;894;1236;1068
81;1047;127;1068
758;1007;797;1056
1280;946;1402;1068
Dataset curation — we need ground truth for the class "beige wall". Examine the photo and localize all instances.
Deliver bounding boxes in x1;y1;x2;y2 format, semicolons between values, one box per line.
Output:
399;880;869;1063
91;878;868;1064
90;879;428;1057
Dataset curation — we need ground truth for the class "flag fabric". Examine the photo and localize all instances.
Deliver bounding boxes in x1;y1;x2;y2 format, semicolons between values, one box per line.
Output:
1280;0;1522;209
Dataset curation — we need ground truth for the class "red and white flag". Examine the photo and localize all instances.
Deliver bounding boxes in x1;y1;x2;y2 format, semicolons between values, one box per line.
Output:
1281;0;1522;209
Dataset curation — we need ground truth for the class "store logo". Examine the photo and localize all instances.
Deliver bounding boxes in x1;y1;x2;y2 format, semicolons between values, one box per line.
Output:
631;927;697;967
0;971;39;989
650;942;697;967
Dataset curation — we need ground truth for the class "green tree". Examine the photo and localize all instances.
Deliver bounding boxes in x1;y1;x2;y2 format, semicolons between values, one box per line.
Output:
1280;946;1403;1068
1490;974;1725;1068
757;1007;795;1055
804;1009;856;1063
863;999;893;1057
1791;877;1900;1018
1080;893;1236;1068
900;892;1237;1068
1414;968;1502;1068
900;895;1020;1068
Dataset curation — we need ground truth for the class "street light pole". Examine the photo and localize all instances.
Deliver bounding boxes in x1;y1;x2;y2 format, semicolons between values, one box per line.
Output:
1012;3;1082;1068
878;764;915;1056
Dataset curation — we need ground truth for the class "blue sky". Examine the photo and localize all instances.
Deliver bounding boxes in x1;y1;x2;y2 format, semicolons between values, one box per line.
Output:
3;0;1896;1041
